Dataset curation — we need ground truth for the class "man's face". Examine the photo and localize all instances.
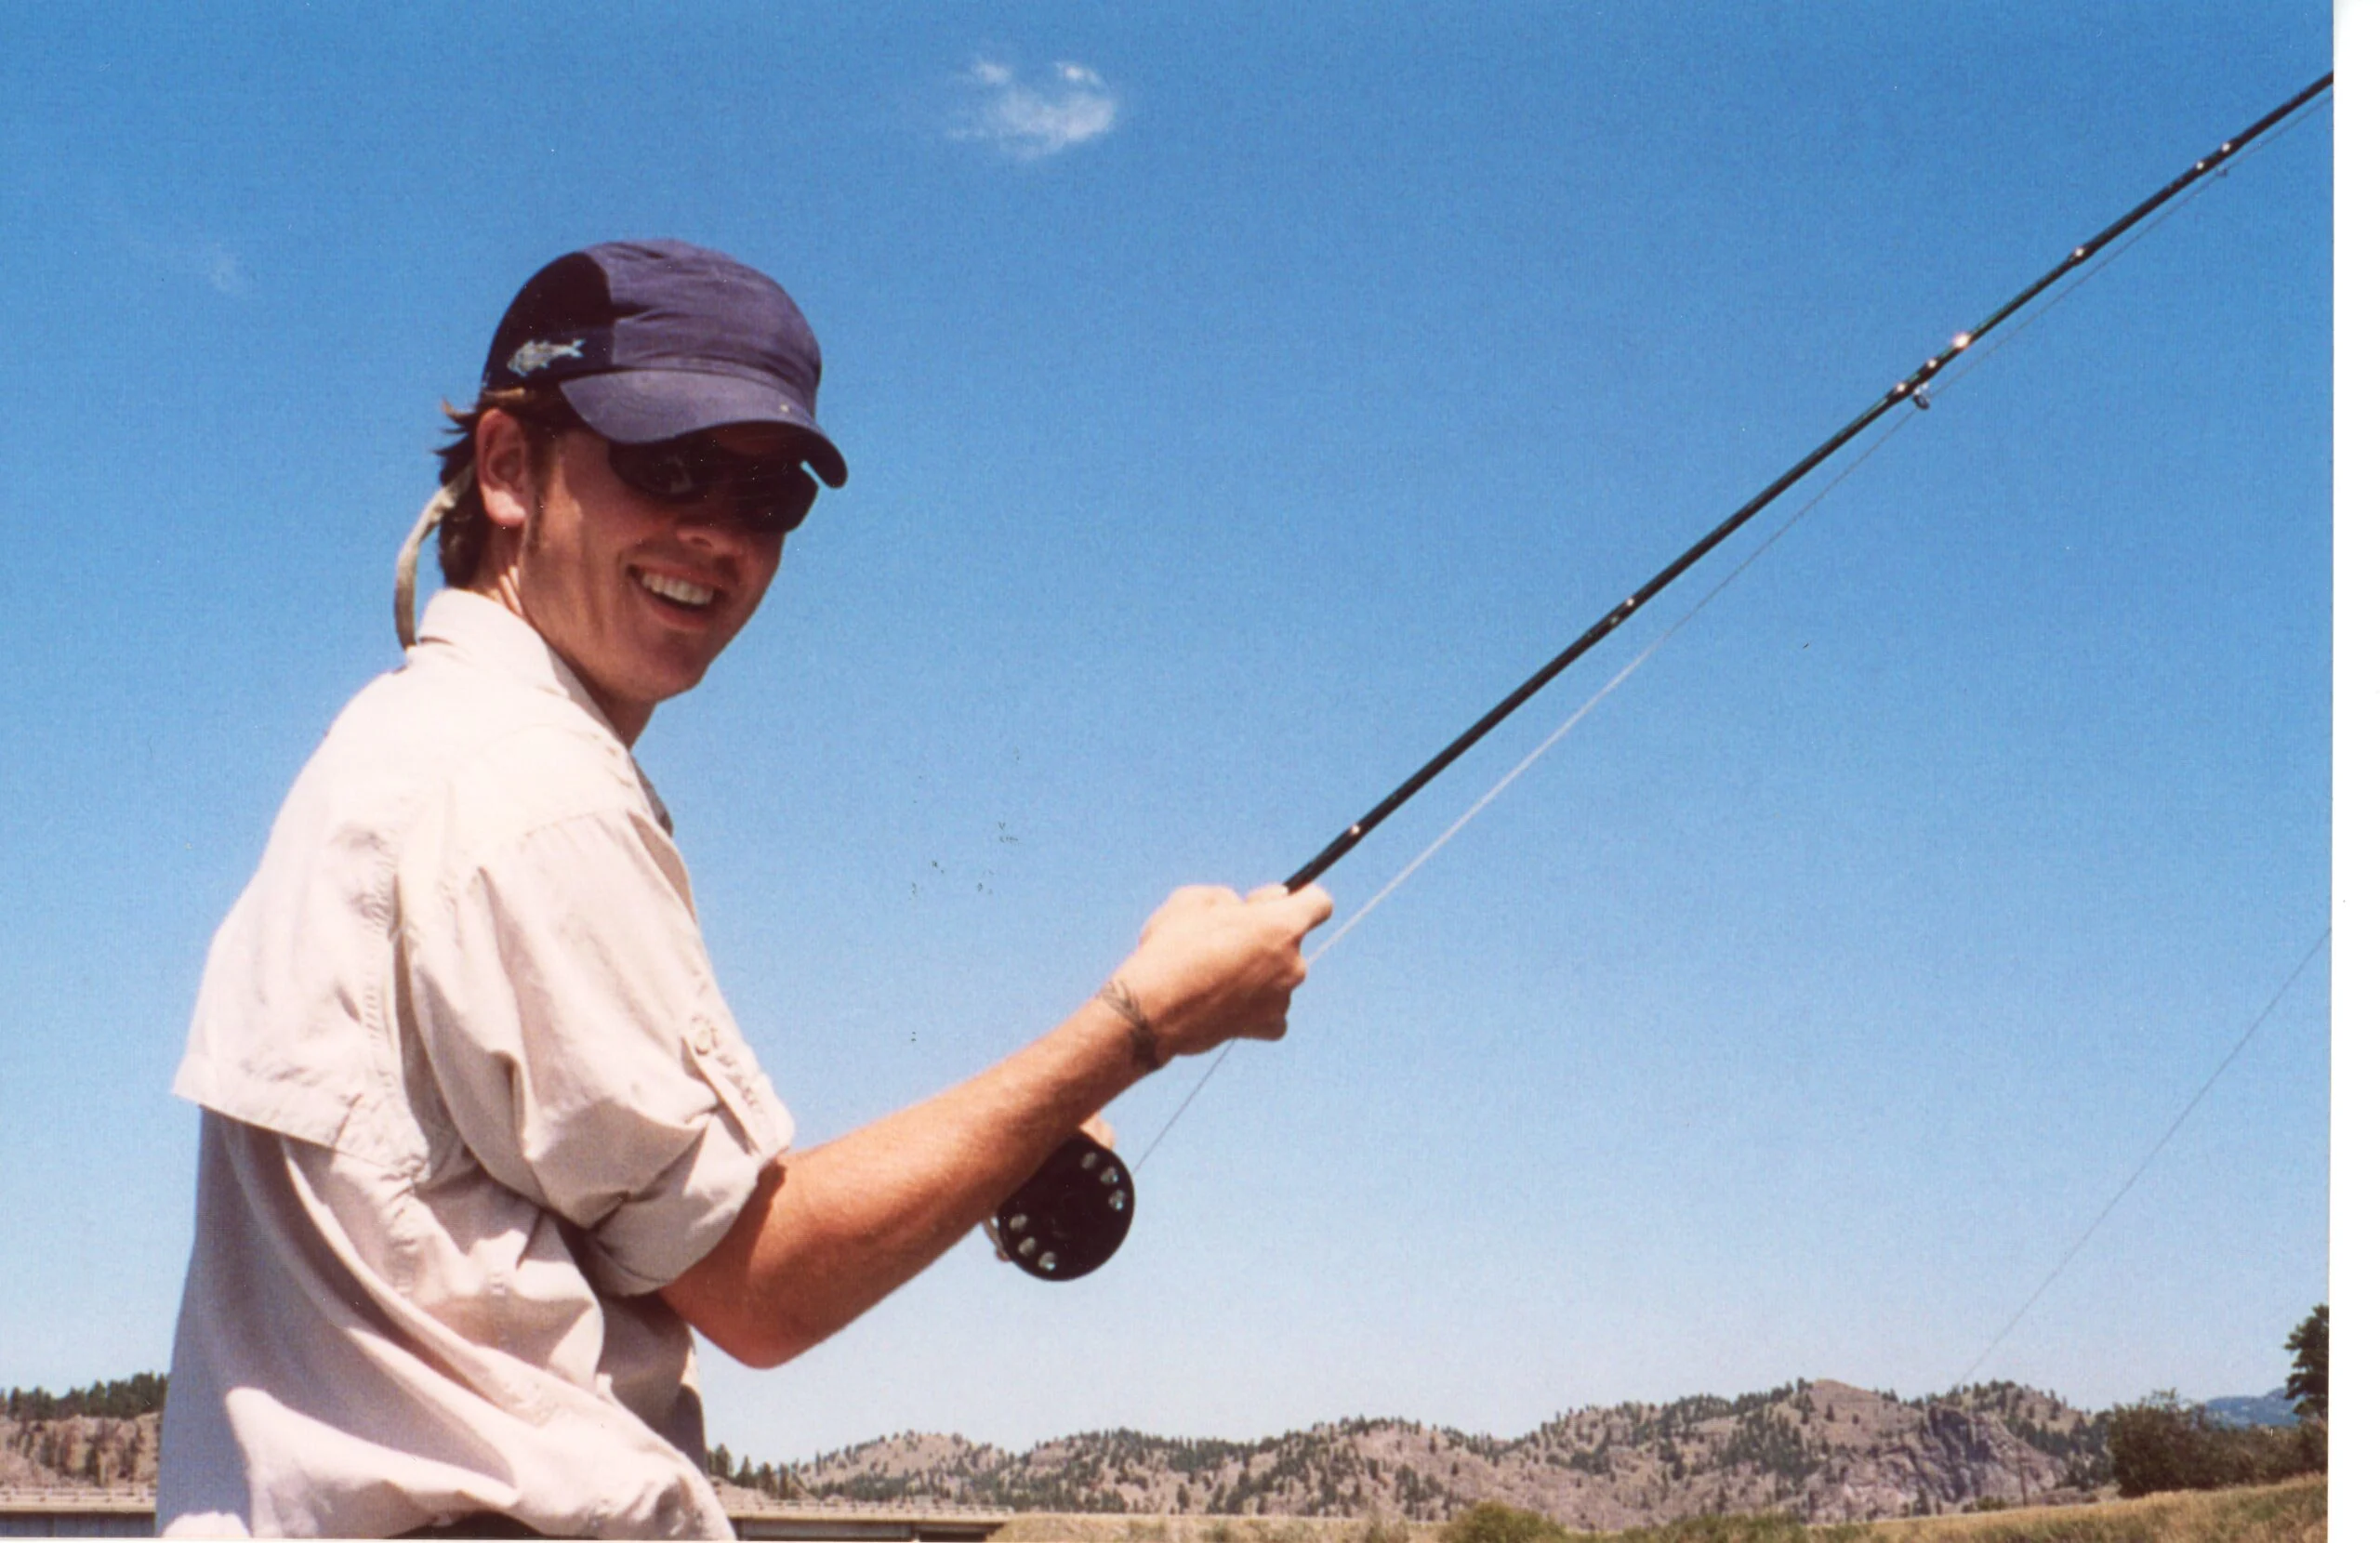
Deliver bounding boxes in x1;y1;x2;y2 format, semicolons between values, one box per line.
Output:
484;418;792;740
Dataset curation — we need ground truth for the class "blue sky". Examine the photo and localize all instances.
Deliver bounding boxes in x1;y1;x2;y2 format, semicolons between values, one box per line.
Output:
0;3;2338;1468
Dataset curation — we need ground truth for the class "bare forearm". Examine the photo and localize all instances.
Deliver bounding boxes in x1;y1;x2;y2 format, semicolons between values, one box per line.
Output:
664;994;1142;1365
661;881;1332;1367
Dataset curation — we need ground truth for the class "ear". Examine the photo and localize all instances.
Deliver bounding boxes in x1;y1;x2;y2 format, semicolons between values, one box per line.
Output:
476;409;539;532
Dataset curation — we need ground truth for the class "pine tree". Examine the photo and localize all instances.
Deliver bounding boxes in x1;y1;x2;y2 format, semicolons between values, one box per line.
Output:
2285;1304;2327;1421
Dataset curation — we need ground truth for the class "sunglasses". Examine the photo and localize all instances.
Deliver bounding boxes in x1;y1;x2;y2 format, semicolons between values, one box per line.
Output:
605;434;820;534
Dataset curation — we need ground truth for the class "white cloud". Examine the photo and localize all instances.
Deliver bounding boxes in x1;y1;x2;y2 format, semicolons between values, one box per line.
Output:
199;241;247;296
954;58;1117;162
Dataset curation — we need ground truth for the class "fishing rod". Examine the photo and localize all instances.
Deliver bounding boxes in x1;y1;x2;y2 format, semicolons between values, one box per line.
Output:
987;71;2334;1283
1282;72;2331;894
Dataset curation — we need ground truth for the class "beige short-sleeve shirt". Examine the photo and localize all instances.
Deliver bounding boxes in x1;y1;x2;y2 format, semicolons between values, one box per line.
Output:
161;588;795;1539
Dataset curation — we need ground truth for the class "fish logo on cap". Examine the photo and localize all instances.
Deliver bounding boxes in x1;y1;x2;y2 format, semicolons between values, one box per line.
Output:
508;337;586;376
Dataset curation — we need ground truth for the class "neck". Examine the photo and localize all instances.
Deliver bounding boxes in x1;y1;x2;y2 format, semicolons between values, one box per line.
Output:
467;560;652;746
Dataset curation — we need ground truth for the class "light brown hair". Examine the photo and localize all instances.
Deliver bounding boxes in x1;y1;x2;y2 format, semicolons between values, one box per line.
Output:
432;386;581;585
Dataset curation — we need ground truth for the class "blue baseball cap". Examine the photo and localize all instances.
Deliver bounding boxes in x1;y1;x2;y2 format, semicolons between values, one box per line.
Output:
482;239;848;487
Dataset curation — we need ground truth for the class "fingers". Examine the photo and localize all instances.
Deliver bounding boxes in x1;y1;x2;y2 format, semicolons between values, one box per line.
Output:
1079;1112;1117;1150
1247;881;1335;939
1117;879;1337;1062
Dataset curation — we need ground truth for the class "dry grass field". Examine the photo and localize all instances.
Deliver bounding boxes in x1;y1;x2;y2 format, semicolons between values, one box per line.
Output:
995;1519;1386;1543
1857;1475;2324;1543
991;1474;2325;1543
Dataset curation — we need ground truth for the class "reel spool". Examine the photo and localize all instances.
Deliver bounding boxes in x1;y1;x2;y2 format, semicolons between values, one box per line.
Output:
987;1133;1134;1281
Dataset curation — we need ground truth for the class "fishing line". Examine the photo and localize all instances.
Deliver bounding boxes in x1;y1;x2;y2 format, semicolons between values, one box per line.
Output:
1136;403;1927;1168
1307;414;1919;970
1930;90;2332;406
1135;78;2330;1173
1265;73;2331;905
1954;928;2331;1389
993;73;2333;1280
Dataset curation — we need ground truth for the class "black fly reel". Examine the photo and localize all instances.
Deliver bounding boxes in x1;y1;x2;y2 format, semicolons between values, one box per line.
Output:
987;1133;1133;1281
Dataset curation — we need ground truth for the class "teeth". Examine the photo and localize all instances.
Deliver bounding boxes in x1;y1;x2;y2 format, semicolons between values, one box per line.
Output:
640;571;717;607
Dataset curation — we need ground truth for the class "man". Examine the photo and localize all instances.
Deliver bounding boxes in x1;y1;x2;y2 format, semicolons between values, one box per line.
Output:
159;240;1331;1538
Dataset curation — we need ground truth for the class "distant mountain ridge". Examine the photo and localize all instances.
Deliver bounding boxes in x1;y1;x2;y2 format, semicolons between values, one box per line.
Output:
2204;1389;2301;1429
3;1378;166;1490
3;1373;2294;1528
790;1380;2112;1528
1;1412;158;1489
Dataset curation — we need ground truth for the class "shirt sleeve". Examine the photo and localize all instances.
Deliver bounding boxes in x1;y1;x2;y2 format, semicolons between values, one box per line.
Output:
403;801;796;1297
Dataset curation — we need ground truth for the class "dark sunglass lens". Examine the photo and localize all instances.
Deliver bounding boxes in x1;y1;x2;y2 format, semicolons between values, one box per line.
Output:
610;437;820;532
734;467;818;534
609;440;707;501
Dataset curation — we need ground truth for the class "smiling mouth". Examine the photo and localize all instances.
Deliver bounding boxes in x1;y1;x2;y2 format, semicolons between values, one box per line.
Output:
637;569;720;609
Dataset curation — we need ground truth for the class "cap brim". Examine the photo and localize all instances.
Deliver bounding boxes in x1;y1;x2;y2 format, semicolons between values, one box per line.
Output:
562;370;849;487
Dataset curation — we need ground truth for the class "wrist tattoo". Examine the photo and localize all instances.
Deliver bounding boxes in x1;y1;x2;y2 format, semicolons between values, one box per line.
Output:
1098;979;1166;1074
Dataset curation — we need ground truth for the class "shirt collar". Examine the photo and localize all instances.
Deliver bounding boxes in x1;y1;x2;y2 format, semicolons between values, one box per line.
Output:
413;587;621;741
410;589;675;832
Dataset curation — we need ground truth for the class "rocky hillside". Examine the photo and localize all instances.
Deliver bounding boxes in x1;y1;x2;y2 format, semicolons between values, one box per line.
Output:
1;1412;160;1488
0;1373;2114;1528
4;1376;165;1490
792;1379;2112;1528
